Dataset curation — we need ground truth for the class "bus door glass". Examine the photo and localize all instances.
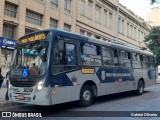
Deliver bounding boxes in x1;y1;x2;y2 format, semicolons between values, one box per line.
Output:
52;38;77;75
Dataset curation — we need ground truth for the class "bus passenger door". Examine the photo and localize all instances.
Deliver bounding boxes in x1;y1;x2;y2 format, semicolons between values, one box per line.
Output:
51;38;78;104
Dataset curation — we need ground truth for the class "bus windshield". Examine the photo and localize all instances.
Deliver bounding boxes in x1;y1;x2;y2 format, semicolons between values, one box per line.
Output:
10;41;49;78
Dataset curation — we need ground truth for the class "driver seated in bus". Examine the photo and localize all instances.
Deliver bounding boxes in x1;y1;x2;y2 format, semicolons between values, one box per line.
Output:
59;51;66;65
30;62;40;77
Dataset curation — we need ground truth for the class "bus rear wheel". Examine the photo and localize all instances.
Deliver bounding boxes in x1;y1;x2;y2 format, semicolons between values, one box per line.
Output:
136;80;144;95
79;85;94;107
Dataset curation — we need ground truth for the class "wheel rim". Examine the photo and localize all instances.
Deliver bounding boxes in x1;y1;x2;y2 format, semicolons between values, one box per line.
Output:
83;90;91;102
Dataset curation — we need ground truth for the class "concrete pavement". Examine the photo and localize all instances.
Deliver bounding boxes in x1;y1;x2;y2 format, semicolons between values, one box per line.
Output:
0;87;13;108
0;67;14;108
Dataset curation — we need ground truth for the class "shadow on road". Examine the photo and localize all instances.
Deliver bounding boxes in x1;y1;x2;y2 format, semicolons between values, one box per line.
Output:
10;90;151;117
94;90;150;104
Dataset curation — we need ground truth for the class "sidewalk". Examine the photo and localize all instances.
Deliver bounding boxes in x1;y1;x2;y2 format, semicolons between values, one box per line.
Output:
0;87;13;108
0;67;14;108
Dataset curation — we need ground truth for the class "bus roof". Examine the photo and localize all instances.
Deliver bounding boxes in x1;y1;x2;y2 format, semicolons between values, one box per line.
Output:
19;29;154;56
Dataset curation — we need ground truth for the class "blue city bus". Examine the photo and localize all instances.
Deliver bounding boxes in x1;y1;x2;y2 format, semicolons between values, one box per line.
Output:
8;29;156;106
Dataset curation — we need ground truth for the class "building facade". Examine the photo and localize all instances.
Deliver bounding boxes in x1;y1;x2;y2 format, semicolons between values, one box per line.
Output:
147;7;160;26
0;0;151;67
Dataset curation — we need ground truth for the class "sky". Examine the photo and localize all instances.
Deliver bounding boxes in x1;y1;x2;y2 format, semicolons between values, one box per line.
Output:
119;0;160;20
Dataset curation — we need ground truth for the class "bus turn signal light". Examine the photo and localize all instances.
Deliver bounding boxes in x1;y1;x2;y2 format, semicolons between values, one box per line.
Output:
52;92;56;95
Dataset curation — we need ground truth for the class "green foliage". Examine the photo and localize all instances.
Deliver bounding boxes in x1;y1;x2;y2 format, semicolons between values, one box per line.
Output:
144;26;160;65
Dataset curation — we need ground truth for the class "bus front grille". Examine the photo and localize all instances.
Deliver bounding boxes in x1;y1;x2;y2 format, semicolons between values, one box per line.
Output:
14;96;31;102
10;80;37;87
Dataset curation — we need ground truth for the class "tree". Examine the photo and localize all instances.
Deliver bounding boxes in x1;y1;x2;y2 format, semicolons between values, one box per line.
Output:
151;0;160;4
144;26;160;66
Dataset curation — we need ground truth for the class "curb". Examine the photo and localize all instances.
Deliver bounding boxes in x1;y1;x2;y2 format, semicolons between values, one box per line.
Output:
0;101;14;108
0;99;18;108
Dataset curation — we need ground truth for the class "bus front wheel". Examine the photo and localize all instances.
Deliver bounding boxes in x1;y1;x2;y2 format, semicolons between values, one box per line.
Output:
136;80;144;95
79;85;94;107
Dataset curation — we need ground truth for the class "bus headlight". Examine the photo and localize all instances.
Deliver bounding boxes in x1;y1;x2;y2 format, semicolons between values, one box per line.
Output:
37;81;44;91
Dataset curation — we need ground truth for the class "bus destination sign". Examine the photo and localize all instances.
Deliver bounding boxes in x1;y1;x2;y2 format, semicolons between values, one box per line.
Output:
20;33;46;44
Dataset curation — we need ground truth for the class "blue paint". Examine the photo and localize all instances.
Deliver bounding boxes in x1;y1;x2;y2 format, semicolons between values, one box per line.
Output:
51;73;74;87
22;68;29;78
0;37;16;48
148;69;156;79
96;67;135;83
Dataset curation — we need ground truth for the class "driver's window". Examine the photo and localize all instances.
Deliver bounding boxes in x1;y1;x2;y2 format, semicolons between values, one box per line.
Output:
52;40;77;75
65;43;76;65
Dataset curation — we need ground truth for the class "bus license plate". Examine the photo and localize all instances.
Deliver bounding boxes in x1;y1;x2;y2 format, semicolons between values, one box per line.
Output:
18;95;25;100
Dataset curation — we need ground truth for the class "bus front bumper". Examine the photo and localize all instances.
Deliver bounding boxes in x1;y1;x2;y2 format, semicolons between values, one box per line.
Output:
8;85;51;106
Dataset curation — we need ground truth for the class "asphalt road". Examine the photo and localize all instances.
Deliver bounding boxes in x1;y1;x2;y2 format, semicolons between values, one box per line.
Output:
1;84;160;120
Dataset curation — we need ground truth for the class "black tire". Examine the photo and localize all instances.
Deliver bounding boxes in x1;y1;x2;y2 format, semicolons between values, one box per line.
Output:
79;85;94;107
135;80;144;95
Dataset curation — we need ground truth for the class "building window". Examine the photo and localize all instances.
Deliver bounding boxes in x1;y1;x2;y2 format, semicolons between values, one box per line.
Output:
26;10;43;26
130;25;133;38
3;23;17;39
87;32;91;37
50;18;58;29
88;0;92;18
108;12;112;29
64;0;71;14
95;5;101;23
95;36;100;39
80;29;85;35
104;10;108;27
37;0;44;2
118;17;125;34
134;27;137;39
141;31;144;41
122;20;124;33
4;2;17;18
64;24;71;31
127;22;137;40
25;28;35;35
81;0;85;15
127;23;130;36
51;0;58;8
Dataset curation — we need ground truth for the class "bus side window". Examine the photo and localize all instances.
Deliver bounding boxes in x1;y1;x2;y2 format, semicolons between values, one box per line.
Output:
81;43;101;66
65;43;76;65
128;52;131;59
149;56;155;69
113;49;119;66
53;41;59;65
127;52;132;67
102;47;112;66
97;45;101;55
141;55;149;69
119;50;131;67
132;53;141;68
